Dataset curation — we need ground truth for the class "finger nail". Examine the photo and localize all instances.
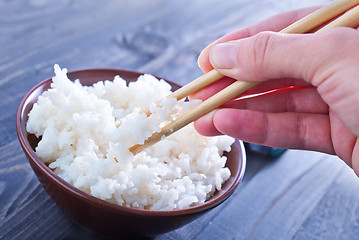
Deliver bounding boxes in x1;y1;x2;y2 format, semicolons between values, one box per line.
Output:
194;110;220;136
210;43;239;69
196;110;217;128
201;110;217;122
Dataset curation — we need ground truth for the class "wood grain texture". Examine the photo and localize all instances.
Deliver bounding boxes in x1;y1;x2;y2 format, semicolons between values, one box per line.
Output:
4;0;359;239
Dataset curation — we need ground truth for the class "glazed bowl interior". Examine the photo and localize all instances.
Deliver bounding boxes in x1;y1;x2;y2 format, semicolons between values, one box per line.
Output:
16;68;246;238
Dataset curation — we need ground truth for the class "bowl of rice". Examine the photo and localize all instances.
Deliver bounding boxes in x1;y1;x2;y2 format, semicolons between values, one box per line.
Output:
16;65;246;239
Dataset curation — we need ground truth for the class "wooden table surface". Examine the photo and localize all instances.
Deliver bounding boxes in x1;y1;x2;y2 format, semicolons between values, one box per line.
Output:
2;0;359;239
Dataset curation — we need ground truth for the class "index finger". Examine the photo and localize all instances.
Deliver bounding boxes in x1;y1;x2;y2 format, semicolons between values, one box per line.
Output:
198;6;322;73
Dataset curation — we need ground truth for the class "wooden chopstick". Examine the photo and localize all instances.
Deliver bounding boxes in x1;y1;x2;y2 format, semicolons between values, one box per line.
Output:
129;0;359;155
141;69;222;116
316;3;359;32
160;0;359;103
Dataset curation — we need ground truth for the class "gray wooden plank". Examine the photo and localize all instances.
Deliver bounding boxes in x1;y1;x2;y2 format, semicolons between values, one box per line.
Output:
190;151;350;240
154;152;274;239
3;0;355;239
293;166;359;240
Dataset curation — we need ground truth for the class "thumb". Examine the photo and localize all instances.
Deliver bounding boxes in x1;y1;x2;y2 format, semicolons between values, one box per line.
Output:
209;28;359;136
208;29;355;86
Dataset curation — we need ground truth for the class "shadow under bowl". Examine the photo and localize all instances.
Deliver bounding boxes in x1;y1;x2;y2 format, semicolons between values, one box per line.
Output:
16;68;246;239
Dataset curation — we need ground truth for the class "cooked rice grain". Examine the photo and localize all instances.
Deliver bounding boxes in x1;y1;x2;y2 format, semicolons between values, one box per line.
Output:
27;65;235;210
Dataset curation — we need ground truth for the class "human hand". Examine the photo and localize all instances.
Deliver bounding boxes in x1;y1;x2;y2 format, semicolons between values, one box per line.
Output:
192;7;359;175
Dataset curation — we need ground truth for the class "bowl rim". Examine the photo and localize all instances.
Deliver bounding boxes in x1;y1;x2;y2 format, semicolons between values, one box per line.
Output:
16;67;246;217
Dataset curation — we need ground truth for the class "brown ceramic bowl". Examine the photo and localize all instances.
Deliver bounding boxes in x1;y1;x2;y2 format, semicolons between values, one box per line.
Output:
16;68;246;239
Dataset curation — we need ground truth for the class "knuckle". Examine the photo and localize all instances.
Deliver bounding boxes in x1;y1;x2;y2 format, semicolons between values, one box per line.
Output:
296;115;308;150
258;112;269;145
252;31;274;71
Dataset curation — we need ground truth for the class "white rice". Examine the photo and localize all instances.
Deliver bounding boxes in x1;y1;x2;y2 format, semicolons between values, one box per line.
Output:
27;64;235;210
